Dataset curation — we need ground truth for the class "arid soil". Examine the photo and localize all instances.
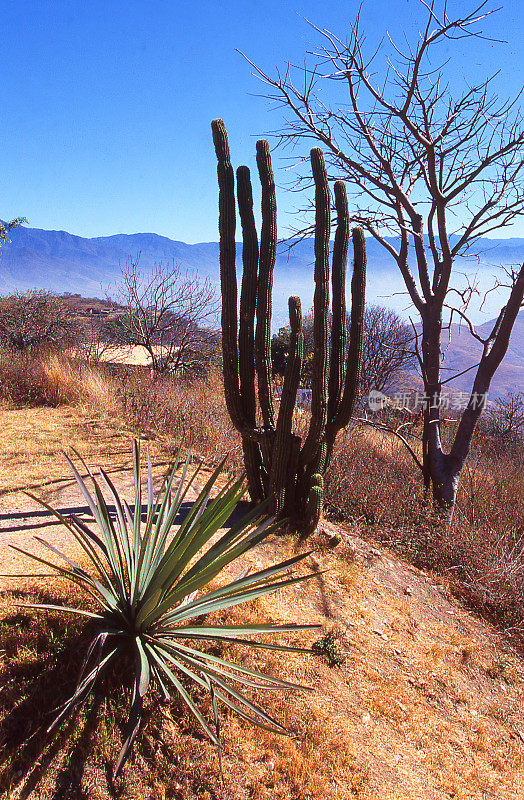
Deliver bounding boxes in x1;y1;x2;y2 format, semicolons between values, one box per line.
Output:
2;443;524;799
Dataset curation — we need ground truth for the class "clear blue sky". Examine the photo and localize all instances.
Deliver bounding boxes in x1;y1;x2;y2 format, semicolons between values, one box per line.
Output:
2;0;523;242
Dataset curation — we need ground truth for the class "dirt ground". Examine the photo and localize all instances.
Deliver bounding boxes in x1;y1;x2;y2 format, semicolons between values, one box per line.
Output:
1;407;524;798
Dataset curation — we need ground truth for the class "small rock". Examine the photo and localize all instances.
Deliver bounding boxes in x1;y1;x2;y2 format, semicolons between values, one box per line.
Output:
404;586;413;596
362;712;372;724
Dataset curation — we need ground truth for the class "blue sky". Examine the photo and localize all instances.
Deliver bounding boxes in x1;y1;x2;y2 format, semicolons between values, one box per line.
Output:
2;0;523;242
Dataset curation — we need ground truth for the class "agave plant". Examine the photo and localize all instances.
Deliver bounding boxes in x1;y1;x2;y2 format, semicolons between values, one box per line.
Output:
14;442;319;779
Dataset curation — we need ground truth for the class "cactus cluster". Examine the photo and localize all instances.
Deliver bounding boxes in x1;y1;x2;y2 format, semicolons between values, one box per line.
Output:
212;119;366;535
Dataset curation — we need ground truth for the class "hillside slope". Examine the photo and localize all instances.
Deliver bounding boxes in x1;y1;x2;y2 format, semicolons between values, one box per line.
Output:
1;407;524;799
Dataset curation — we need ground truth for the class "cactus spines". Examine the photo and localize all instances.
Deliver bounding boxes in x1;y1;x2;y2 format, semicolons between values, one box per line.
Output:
331;226;366;434
236;164;265;501
304;474;324;535
211;119;244;434
213;120;366;536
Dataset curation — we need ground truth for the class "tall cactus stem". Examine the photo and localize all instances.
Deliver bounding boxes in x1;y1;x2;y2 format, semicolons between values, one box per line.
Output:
236;165;258;425
255;139;277;430
211;119;245;433
333;226;366;431
300;148;330;466
284;434;301;518
269;296;304;515
237;164;265;501
328;181;350;422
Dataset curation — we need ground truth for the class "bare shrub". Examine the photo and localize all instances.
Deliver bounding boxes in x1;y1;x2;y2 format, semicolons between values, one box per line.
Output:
484;391;524;453
0;291;81;354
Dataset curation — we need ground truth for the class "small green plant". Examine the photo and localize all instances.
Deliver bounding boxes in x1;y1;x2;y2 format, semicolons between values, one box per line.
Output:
14;442;319;779
312;627;347;667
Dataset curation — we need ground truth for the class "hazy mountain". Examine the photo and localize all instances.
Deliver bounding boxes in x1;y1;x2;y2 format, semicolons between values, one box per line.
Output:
0;224;522;395
437;313;524;399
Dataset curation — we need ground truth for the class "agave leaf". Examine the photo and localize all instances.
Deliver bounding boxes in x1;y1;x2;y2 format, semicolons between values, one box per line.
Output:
156;639;306;692
139;481;218;603
24;491;111;582
207;673;288;732
163;651;287;735
99;468;132;577
48;645;118;735
147;448;154;521
132;440;142;551
139;451;196;588
69;514;111;566
154;638;311;691
33;537;92;580
160;622;319;637
142;480;248;618
205;676;223;781
158;570;321;627
157;632;318;654
212;688;288;736
135;637;151;698
188;551;314;604
169;527;305;609
152;663;171;700
123;498;134;532
65;453;124;587
17;602;102;619
9;545;115;610
146;642;218;744
113;676;143;780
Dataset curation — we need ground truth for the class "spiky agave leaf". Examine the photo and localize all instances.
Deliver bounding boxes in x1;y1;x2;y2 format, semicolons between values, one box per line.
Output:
15;442;320;780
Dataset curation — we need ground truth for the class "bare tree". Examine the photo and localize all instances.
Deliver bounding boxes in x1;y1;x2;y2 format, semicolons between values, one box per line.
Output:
0;290;80;353
272;304;415;396
360;305;416;397
248;0;524;514
117;257;218;375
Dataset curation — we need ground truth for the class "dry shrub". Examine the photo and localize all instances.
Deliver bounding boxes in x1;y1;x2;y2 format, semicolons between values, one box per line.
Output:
0;349;119;411
119;366;243;469
325;417;524;644
0;350;77;407
324;424;421;525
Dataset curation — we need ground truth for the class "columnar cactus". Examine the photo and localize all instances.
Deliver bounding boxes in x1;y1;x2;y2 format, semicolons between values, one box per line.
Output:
212;119;366;535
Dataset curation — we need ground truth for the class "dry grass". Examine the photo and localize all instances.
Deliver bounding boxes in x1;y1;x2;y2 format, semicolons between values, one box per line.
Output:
2;527;524;799
1;349;523;643
2;349;524;797
118;365;244;470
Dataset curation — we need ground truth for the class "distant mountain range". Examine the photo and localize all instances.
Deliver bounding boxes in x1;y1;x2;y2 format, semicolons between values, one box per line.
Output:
437;314;524;398
1;224;522;396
